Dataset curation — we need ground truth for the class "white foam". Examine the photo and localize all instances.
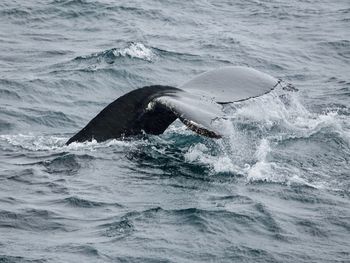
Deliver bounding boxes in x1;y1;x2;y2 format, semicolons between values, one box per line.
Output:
226;90;349;143
0;134;140;152
184;143;243;174
113;42;155;61
229;91;308;130
184;90;349;188
246;139;278;182
0;134;66;151
244;139;311;185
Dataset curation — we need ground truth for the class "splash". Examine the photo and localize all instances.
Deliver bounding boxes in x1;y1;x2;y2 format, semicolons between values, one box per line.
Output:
246;139;275;182
184;89;349;187
184;143;243;174
114;42;155;61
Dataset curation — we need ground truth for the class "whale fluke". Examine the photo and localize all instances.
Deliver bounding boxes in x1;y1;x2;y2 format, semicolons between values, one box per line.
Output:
66;66;280;145
66;85;180;145
179;66;278;103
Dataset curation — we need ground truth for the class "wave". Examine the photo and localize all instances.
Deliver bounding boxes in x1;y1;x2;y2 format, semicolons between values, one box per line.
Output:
74;42;156;64
0;255;46;263
318;40;350;59
52;0;92;6
104;205;284;240
59;196;123;208
0;208;67;232
0;88;21;100
100;218;134;238
0;107;77;132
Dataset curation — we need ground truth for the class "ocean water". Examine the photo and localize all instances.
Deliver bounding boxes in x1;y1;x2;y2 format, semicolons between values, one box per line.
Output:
0;0;349;262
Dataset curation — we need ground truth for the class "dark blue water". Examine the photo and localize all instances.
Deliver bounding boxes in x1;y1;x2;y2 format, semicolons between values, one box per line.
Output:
1;0;350;262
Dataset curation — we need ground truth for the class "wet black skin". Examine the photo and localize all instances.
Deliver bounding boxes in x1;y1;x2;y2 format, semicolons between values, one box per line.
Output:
66;85;180;145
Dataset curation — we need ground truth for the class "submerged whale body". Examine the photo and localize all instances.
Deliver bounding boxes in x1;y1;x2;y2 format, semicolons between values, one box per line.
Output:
66;66;284;145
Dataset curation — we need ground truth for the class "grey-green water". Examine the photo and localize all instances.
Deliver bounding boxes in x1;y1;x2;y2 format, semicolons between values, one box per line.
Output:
0;0;349;262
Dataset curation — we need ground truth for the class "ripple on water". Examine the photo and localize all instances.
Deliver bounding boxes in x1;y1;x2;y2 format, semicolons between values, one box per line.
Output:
0;208;68;232
60;196;123;209
319;39;350;59
100;218;134;239
0;255;47;263
1;0;350;261
42;154;93;174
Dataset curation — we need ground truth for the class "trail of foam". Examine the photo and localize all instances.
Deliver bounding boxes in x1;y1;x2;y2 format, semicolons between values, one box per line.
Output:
0;134;141;152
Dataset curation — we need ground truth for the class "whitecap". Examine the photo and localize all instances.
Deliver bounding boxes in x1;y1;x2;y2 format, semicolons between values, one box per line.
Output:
113;42;155;62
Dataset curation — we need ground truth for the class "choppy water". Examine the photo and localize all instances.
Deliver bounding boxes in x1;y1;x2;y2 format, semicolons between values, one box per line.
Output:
1;0;350;262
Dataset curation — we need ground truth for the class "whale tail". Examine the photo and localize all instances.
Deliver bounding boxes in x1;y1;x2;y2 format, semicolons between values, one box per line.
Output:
66;66;282;145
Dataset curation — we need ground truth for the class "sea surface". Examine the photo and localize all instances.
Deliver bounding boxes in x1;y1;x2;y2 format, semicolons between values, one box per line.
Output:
0;0;350;262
